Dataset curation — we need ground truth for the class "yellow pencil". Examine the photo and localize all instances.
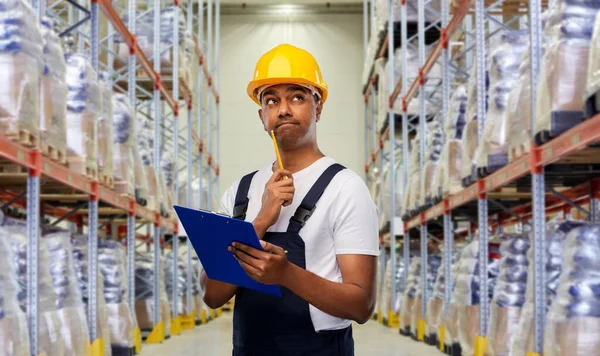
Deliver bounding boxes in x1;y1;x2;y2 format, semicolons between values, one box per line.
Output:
270;130;287;180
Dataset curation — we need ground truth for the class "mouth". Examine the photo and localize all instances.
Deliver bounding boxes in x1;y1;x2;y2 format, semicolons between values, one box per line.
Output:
276;122;299;129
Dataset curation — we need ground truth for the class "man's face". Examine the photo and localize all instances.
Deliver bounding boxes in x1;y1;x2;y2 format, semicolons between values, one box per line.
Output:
258;83;323;150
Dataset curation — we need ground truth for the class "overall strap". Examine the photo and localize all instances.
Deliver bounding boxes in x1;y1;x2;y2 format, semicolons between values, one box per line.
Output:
287;163;346;234
232;171;258;220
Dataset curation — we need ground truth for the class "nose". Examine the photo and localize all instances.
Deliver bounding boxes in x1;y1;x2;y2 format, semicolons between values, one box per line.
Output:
277;99;292;118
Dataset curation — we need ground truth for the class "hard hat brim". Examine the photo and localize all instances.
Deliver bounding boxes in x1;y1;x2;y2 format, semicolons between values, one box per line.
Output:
247;77;328;106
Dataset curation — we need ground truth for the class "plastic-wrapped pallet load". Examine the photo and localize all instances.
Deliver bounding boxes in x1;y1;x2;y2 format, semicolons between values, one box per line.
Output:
585;11;600;117
373;57;387;130
453;238;500;356
165;251;186;317
410;255;441;338
510;218;584;356
43;231;91;356
112;93;135;197
137;116;161;212
420;117;445;207
0;0;43;145
71;234;112;356
400;257;420;335
402;136;420;218
475;30;528;176
505;46;533;161
435;85;467;197
65;52;101;176
487;233;530;356
543;222;600;356
461;63;489;187
380;151;403;229
535;0;600;142
181;32;195;86
99;240;136;355
98;72;114;186
0;216;30;356
427;250;460;344
441;248;463;351
135;252;172;338
39;17;67;162
2;218;66;356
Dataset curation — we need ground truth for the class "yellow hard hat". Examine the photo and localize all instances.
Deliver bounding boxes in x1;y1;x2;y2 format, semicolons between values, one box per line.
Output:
247;44;328;106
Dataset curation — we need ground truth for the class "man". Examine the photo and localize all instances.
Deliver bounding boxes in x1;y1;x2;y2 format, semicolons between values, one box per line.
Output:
200;44;379;355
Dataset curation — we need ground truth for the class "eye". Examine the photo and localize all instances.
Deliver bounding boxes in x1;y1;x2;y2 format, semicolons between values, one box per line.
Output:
265;98;277;105
292;94;304;102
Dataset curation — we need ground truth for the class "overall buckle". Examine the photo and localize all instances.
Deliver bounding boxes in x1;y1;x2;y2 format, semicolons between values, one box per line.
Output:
291;205;316;228
232;201;249;220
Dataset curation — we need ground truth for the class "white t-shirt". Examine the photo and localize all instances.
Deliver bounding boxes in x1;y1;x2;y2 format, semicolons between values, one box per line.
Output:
219;156;380;332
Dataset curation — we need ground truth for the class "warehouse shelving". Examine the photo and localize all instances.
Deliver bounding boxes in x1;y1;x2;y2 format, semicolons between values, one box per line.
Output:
0;0;221;354
365;0;600;354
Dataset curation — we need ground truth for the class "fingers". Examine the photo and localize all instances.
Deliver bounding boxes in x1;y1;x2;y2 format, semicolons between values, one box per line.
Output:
260;241;286;256
231;246;262;269
231;242;268;260
267;169;292;184
235;256;262;279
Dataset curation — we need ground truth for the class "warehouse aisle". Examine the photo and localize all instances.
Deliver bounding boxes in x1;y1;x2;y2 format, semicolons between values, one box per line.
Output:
142;313;443;355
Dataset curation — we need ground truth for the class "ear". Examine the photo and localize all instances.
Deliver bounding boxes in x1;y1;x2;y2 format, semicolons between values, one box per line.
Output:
315;100;323;123
258;109;267;131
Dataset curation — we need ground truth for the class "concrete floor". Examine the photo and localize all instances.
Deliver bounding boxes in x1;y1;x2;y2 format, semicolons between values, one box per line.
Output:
142;313;444;355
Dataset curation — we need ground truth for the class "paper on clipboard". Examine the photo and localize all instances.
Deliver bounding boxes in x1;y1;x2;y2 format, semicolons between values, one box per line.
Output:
173;205;282;297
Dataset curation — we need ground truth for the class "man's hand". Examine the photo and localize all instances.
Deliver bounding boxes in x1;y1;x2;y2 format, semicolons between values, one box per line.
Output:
253;169;294;239
229;240;290;285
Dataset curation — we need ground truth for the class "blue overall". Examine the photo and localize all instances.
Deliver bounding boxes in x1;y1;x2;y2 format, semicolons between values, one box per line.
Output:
230;163;355;356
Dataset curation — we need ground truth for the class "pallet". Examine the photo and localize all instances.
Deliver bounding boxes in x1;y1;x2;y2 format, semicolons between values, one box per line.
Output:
99;174;114;189
5;128;39;148
41;143;67;164
68;157;98;180
508;141;531;162
534;110;585;146
114;180;135;197
0;163;27;173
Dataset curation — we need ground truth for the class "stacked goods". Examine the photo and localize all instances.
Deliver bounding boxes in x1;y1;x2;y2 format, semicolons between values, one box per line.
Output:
44;231;90;356
135;252;172;337
3;219;66;356
0;219;30;356
39;17;67;162
427;250;460;343
434;85;467;197
475;30;528;175
535;0;600;142
505;45;533;160
161;149;175;214
71;234;112;356
65;52;101;177
461;63;490;186
99;240;136;354
138;117;159;209
410;255;442;337
487;233;530;356
0;0;43;146
511;219;584;355
453;238;500;356
441;249;464;350
585;11;600;117
112;93;135;197
420;117;445;207
400;257;420;334
380;150;403;229
97;72;114;186
543;222;600;356
402;135;420;218
180;32;196;85
165;251;186;316
380;252;406;323
373;57;387;130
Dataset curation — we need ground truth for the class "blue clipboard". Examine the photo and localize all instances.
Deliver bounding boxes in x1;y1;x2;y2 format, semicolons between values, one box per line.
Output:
173;205;282;297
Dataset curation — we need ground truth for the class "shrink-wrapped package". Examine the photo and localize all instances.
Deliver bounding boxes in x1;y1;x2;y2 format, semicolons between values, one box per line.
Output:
441;249;464;347
535;0;600;141
400;257;419;333
70;234;112;356
0;0;43;142
112;93;135;196
381;252;406;319
374;0;441;36
487;233;530;356
374;58;387;130
426;261;445;338
44;231;91;356
98;72;114;183
476;31;528;175
420;118;444;207
3;219;65;356
454;239;500;356
402;136;420;217
65;52;101;175
0;218;30;356
40;17;67;161
461;63;489;185
585;12;600;116
433;85;467;196
511;219;583;356
410;255;441;336
135;252;171;336
99;240;135;351
137;116;160;209
380;156;403;227
165;251;186;316
543;222;600;356
181;32;195;85
506;47;532;161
